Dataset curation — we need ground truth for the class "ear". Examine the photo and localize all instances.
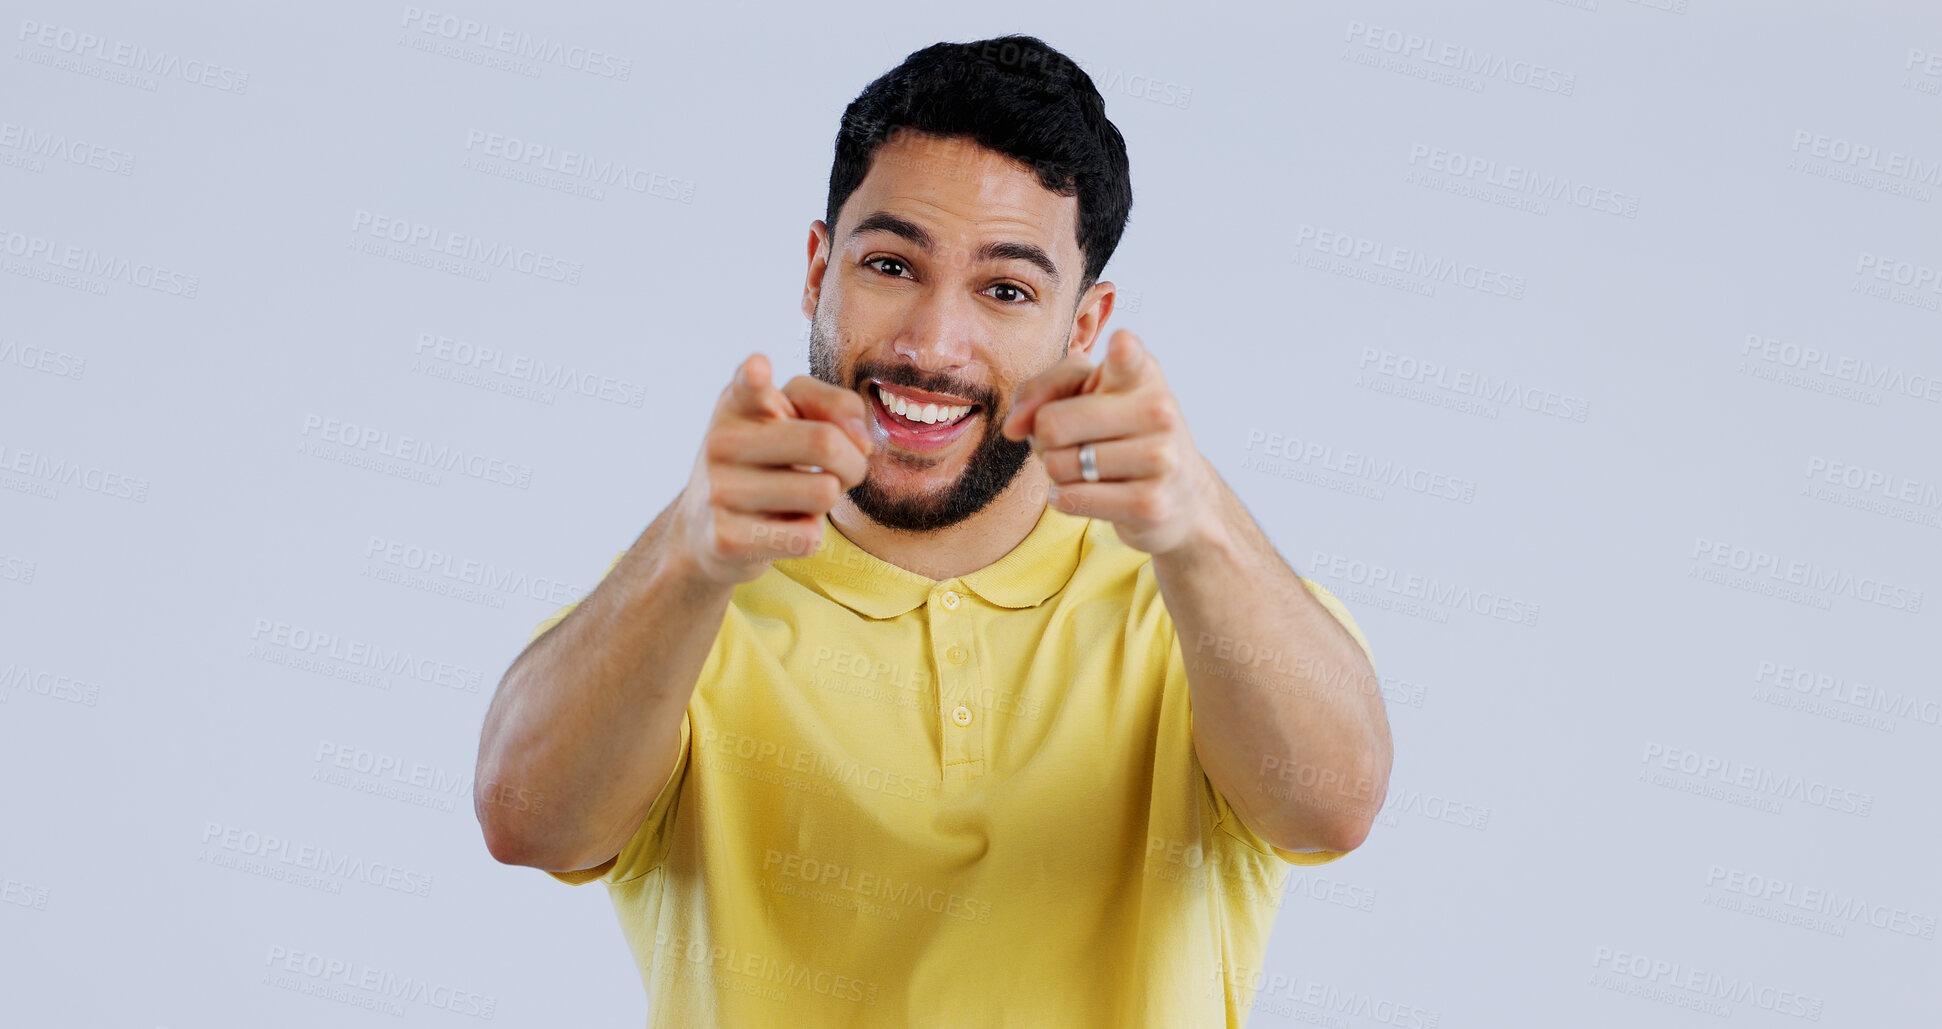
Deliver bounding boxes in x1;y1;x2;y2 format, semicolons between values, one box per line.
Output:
1068;281;1116;361
802;220;832;321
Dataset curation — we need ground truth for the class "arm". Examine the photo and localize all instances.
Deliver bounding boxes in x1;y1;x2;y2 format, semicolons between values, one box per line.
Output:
1003;328;1390;856
1153;459;1391;854
474;498;730;872
473;352;873;873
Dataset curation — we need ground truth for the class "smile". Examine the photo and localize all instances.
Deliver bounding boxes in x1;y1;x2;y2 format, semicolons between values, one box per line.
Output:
874;383;978;427
867;381;983;452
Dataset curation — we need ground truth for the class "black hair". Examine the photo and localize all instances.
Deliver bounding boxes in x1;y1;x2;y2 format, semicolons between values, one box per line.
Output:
824;34;1133;299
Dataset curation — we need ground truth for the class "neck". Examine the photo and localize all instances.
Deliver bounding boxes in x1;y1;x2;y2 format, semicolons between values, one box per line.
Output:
827;456;1052;582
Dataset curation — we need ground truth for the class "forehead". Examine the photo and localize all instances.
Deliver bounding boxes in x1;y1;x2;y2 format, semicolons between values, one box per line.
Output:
843;131;1079;261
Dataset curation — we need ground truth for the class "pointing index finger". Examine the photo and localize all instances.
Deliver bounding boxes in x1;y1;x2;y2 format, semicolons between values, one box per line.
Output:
1095;330;1148;394
724;352;799;422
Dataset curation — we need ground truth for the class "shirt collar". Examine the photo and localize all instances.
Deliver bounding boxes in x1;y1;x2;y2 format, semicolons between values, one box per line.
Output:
774;504;1093;619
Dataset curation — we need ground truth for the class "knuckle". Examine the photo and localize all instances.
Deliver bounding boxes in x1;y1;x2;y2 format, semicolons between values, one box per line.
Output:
838;452;870;484
1033;410;1060;446
703;428;741;463
1144;397;1177;430
809;421;847;460
707;511;741;556
707;476;745;512
811;474;843;508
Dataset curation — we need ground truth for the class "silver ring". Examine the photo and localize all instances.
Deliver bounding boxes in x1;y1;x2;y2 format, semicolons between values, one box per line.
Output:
1078;441;1099;483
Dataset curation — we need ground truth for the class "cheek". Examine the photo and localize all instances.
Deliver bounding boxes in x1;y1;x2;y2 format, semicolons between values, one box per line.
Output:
827;289;902;341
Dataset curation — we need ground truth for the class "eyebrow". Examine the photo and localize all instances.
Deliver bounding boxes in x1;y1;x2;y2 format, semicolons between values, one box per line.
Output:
846;211;1062;288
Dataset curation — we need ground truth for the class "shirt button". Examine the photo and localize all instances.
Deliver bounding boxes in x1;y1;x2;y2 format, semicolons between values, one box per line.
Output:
940;590;962;610
951;705;973;727
945;645;967;664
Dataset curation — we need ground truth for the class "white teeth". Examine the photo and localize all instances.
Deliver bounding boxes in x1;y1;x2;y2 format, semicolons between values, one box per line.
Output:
876;386;972;427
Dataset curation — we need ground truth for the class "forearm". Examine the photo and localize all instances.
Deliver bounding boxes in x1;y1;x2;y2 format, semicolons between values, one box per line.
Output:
1154;460;1391;852
475;497;731;870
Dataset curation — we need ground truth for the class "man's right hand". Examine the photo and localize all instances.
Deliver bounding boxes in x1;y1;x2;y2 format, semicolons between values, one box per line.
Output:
676;352;874;585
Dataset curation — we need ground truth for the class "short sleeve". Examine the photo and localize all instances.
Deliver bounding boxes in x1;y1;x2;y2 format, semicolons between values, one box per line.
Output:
545;709;693;886
1206;777;1346;865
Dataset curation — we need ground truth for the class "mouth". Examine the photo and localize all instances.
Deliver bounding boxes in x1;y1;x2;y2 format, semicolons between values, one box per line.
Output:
868;380;983;453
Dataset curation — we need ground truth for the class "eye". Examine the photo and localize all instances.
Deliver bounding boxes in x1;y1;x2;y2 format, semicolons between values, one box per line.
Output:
864;256;911;279
985;282;1036;305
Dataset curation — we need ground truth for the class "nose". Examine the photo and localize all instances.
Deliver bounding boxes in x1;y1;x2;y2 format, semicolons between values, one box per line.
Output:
890;283;981;384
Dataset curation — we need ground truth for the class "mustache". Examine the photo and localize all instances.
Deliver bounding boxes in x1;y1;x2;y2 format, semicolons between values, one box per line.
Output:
853;365;1001;410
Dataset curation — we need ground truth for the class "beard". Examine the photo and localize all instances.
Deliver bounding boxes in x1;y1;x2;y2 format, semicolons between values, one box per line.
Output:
807;304;1057;533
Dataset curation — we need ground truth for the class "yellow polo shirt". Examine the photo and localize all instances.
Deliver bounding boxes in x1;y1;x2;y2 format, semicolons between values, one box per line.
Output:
527;503;1375;1028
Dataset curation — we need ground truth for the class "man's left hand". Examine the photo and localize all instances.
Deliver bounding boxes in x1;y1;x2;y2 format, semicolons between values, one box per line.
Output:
1002;329;1216;557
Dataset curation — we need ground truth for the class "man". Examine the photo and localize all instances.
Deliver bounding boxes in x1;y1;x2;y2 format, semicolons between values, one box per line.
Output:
475;34;1391;1028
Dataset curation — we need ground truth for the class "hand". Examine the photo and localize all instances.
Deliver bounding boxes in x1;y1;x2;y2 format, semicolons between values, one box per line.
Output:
1002;329;1214;556
677;353;873;585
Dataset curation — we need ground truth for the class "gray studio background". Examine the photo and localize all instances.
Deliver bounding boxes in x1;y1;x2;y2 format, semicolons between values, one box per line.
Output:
4;0;1938;1025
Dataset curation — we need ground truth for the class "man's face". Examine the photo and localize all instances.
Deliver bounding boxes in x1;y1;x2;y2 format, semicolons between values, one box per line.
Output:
804;130;1101;533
